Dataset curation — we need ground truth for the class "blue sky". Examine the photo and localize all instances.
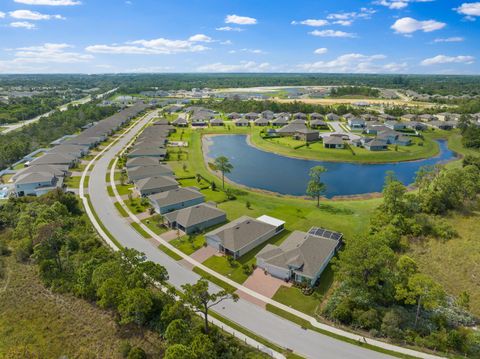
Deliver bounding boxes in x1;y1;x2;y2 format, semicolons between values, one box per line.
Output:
0;0;479;74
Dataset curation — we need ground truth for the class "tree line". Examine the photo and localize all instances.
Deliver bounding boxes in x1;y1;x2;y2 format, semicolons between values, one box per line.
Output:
0;190;267;358
330;86;380;98
0;103;117;170
324;162;480;356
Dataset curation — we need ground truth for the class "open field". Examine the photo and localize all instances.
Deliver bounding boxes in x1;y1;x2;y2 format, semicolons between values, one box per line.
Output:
272;97;437;108
0;256;164;358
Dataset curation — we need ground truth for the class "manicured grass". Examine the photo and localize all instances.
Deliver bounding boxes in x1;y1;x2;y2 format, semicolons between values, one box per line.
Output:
13;162;25;170
170;234;206;255
250;129;440;163
0;174;13;183
114;201;129;217
202;255;250;284
271;264;335;317
0;257;164;358
125;198;150;214
192;266;236;293
131;222;151;239
141;215;168;235
158;244;182;261
107;184;133;196
65;175;89;189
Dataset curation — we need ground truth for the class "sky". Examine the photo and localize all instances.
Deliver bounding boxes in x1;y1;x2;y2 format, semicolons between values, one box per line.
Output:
0;0;479;74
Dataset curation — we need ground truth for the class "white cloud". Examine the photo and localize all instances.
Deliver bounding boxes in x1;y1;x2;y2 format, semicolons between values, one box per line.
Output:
297;53;407;73
327;8;376;22
421;55;475;65
309;29;356;38
188;34;213;42
215;26;244;32
291;19;329;26
375;0;434;10
5;43;92;65
314;48;328;55
86;36;211;55
10;21;36;29
229;48;265;54
124;66;174;73
391;17;446;34
225;14;257;25
9;10;65;20
197;61;271;72
0;12;5;18
14;0;81;5
433;37;464;43
455;2;480;20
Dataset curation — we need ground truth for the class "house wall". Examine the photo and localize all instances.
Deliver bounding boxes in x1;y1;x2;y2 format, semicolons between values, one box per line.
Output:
181;214;227;234
138;184;178;197
256;260;291;280
152;196;205;214
15;180;54;196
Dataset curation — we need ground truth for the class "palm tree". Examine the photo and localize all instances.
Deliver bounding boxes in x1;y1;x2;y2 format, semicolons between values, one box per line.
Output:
214;156;233;189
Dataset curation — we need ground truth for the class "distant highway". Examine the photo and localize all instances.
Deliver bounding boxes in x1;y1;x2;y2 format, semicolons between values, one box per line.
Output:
1;87;118;135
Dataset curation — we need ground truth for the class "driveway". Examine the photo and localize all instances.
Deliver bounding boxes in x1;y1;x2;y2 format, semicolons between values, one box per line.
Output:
243;268;291;298
322;121;362;141
190;246;218;263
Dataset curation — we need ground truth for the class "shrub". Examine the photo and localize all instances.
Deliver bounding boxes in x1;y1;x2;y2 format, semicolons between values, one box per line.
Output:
119;341;132;358
355;308;380;330
242;264;253;276
127;347;147;359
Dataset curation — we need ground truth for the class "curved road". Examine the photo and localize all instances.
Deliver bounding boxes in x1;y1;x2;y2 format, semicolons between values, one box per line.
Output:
87;112;391;359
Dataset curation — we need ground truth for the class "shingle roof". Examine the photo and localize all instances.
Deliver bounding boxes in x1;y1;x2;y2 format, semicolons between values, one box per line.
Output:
207;216;276;251
276;123;307;133
15;171;56;185
323;136;344;145
125;157;161;168
127;164;173;180
135;176;178;191
257;230;340;278
164;203;225;228
148;187;204;208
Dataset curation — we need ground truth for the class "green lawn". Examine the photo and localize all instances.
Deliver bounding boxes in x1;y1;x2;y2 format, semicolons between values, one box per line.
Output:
170;234;206;255
65;175;88;189
141;215;168;235
271;264;335;317
113;201;129;217
107;184;133;196
13;162;25;170
125;198;150;214
202;255;250;284
250;129;440;163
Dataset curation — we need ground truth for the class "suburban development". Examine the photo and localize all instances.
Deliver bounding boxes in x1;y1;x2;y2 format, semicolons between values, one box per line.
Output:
1;1;480;359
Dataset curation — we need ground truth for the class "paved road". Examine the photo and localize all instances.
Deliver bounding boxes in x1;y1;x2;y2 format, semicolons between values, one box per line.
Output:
87;113;391;359
1;88;118;134
322;121;361;140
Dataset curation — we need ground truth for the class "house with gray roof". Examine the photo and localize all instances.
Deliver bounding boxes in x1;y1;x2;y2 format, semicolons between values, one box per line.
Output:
125;157;162;168
293;112;307;120
276;123;308;136
12;164;70;182
206;215;284;259
28;153;78;168
127;164;173;182
323;136;345;149
310;113;323;120
209;118;224;126
126;147;167;159
14;171;63;197
172;116;188;127
348;118;366;129
254;117;270;126
135;176;179;196
163;203;227;234
377;130;411;146
294;129;319;143
149;187;205;214
385;121;406;131
244;112;259;120
364;138;388;151
325;113;339;121
256;227;342;286
261;110;275;120
309;120;328;129
226;112;240;120
271;117;289;126
234;118;250;127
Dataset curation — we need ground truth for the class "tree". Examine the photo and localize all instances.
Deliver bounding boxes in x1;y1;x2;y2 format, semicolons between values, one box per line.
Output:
164;344;194;359
190;333;215;358
395;273;445;327
306;166;327;207
118;288;153;326
214;156;233;189
181;278;238;333
165;319;191;345
381;172;407;216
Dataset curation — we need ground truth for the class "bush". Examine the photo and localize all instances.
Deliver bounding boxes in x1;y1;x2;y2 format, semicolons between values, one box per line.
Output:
242;264;253;276
127;347;147;359
119;341;132;358
354;308;380;330
381;308;406;340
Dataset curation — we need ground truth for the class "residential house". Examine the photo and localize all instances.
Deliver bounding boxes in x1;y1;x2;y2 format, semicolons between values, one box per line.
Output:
206;215;284;259
364;138;388;151
325;113;339;121
210;118;224;126
385;121;406;131
127;164;173;182
271;117;289;127
377;130;411;146
172;116;188;127
244;112;259;120
261;110;275;120
226;112;241;120
256;227;342;286
14;171;63;197
276;123;308;136
418;114;437;122
163;203;227;234
235;118;250;127
401;114;417;122
323;136;345;149
348;118;366;129
148;187;205;214
28;153;77;168
310;113;323;120
127;147;167;159
309;120;328;129
294;129;319;143
254;118;270;126
293;112;307;120
135;176;179;196
125;157;162;168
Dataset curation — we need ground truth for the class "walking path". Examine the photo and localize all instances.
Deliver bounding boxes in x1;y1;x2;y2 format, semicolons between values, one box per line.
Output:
80;110;443;359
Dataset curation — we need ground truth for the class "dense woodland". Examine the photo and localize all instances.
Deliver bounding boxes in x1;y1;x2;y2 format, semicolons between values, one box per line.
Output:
325;161;480;356
0;103;117;170
0;92;81;124
329;86;380;98
0;191;267;359
2;74;480;96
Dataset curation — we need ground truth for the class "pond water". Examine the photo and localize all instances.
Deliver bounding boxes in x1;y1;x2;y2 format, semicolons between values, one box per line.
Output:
204;135;457;198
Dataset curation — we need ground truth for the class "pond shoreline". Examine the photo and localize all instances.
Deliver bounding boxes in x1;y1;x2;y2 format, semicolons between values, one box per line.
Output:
202;134;458;201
